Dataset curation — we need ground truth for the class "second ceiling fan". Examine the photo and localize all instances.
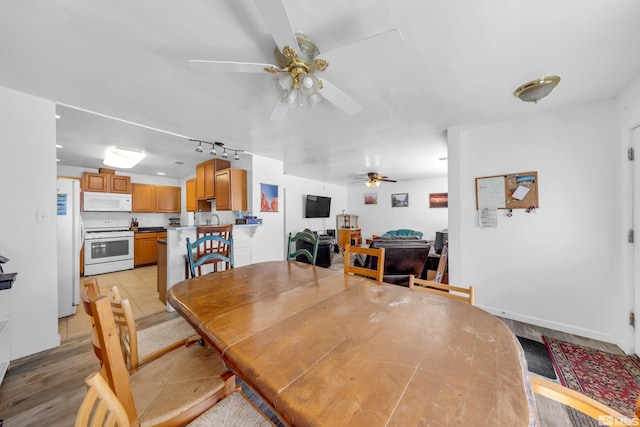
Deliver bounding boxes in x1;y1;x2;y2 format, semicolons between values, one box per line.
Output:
188;0;403;121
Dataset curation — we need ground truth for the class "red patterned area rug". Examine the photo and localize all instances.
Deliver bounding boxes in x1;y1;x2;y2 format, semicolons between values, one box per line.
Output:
543;336;640;419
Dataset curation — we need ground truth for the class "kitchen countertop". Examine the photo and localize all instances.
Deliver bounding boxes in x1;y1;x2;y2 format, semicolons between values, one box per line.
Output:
135;227;167;233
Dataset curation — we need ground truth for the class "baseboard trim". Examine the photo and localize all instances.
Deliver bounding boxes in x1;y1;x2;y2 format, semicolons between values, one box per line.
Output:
482;305;628;351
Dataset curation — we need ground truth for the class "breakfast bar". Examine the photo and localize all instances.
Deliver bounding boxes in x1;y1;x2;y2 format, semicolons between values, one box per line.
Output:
168;260;538;426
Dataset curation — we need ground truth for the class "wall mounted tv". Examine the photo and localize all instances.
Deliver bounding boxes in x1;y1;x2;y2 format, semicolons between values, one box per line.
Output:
305;195;331;218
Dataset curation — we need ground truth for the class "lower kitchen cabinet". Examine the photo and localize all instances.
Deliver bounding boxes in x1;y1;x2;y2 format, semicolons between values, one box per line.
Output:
134;233;158;266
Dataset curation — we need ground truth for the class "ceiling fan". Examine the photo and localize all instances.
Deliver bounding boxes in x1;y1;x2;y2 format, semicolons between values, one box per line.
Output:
188;0;403;121
354;172;398;187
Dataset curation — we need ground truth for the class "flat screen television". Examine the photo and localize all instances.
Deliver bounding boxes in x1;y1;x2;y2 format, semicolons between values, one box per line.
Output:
305;195;331;218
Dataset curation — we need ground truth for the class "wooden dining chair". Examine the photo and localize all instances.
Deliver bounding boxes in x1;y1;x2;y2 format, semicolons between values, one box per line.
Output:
343;244;385;282
76;370;275;427
186;234;234;278
530;374;639;425
287;230;319;265
89;295;274;427
409;274;475;305
75;371;130;427
109;285;200;373
90;295;234;426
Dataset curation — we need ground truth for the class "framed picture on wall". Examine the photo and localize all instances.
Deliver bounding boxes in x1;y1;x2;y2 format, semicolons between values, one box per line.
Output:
364;192;378;205
391;193;409;207
429;192;448;208
260;183;279;212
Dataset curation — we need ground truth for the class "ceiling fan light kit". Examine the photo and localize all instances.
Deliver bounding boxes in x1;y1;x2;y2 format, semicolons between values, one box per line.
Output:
514;75;561;103
187;0;406;120
360;172;397;187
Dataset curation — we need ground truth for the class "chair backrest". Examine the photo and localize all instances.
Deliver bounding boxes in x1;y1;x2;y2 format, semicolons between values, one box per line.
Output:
530;374;639;425
186;234;234;278
91;295;139;426
343;244;385;282
196;224;233;259
108;286;141;373
433;241;449;284
287;230;319;265
408;274;475;305
75;371;131;427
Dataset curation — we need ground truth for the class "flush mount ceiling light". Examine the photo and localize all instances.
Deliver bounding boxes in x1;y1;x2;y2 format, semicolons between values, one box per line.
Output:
103;146;145;169
189;139;244;160
514;76;561;103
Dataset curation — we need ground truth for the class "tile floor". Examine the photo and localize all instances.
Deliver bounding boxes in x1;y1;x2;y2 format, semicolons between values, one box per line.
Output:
57;265;165;341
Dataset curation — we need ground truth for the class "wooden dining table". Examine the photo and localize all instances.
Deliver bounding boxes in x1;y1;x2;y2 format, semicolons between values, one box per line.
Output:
168;260;538;426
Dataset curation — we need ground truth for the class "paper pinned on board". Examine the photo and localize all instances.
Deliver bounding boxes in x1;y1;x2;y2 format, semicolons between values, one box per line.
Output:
512;185;530;201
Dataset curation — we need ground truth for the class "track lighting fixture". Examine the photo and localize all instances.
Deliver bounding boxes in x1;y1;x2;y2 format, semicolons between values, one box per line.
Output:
189;139;244;161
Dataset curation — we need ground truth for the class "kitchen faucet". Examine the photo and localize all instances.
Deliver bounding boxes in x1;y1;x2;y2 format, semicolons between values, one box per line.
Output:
206;213;220;225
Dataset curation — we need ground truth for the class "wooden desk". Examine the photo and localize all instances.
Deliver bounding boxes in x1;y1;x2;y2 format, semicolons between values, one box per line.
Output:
168;261;537;426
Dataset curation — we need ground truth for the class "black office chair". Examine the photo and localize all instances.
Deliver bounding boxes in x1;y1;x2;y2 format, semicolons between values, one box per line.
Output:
186;235;233;278
287;231;319;265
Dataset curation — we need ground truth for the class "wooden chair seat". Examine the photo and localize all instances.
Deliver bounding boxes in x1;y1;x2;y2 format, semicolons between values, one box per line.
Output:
127;344;229;426
77;370;274;427
110;285;199;373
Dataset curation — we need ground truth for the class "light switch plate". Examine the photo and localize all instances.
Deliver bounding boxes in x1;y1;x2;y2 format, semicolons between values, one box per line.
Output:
36;210;50;223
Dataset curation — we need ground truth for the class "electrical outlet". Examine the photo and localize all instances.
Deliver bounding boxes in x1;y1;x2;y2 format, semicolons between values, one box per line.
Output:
36;210;50;223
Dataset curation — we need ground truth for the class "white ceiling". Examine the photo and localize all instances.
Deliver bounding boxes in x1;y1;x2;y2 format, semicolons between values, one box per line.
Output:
1;0;639;185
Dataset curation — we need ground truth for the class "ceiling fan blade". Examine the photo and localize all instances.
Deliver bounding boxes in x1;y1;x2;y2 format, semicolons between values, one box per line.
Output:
320;29;405;71
253;0;299;54
270;97;288;121
319;79;362;115
188;60;275;74
380;178;397;183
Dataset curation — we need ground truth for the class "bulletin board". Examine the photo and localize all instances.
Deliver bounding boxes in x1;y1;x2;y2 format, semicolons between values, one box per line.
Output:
475;171;539;210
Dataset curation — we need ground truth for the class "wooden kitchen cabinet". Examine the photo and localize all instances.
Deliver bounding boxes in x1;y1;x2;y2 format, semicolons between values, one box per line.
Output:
155;185;181;213
110;175;132;193
133;183;180;213
83;172;110;192
134;232;158;266
132;183;155;212
83;172;131;193
196;159;231;200
186;178;211;212
214;168;247;211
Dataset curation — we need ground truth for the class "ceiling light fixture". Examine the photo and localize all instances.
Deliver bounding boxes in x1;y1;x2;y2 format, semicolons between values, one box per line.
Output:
266;34;328;110
514;76;561;103
103;146;146;169
365;180;381;188
189;139;244;161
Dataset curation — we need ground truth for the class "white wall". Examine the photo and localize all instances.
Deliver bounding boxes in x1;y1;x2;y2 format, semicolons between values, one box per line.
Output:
0;86;60;359
449;99;628;348
346;177;449;240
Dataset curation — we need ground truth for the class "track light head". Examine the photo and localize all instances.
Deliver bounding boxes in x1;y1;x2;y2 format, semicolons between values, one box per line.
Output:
234;151;240;161
195;142;203;153
222;148;228;159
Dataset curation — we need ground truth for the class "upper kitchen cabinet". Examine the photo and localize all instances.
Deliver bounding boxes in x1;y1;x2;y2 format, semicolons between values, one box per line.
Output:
196;159;230;200
132;183;181;213
132;183;155;212
186;178;211;212
214;168;247;211
155;185;181;213
83;172;131;193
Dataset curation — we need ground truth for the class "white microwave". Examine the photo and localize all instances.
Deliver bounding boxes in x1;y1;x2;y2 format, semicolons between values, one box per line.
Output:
83;192;132;212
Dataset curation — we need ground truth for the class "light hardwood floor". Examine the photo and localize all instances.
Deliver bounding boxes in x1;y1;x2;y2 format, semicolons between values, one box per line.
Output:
0;263;625;426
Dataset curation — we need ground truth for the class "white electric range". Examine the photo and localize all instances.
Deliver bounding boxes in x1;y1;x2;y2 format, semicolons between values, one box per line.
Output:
83;219;134;275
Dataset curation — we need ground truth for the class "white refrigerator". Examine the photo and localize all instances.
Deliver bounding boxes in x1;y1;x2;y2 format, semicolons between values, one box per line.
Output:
57;178;84;318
